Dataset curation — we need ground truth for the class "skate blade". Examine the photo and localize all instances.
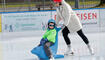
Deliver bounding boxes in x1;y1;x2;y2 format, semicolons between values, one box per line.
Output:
64;52;74;56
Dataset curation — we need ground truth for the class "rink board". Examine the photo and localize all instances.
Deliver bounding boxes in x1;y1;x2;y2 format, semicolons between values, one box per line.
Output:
0;8;105;33
0;14;2;32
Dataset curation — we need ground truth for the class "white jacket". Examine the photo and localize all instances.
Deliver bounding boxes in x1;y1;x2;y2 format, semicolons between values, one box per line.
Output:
56;0;82;32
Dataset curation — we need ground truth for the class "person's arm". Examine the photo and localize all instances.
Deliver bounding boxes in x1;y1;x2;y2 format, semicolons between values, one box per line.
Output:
42;30;49;39
40;30;49;45
63;3;72;26
56;27;62;32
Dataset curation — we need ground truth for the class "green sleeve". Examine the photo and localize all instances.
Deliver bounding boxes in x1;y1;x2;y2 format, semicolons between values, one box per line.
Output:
42;30;49;39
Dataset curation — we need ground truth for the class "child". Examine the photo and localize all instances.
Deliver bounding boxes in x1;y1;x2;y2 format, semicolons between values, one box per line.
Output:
38;19;58;60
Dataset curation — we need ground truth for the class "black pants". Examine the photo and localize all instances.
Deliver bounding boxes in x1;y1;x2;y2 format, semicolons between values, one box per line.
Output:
38;42;54;59
62;26;89;45
43;42;54;59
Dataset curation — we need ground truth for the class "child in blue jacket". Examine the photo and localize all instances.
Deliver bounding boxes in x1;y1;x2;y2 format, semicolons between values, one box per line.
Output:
39;19;64;60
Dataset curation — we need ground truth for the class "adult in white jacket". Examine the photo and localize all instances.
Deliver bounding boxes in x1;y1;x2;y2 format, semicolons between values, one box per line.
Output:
53;0;94;55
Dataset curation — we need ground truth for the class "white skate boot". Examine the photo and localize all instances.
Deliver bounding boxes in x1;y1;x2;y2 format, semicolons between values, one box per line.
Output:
49;55;55;60
87;44;94;55
64;45;74;56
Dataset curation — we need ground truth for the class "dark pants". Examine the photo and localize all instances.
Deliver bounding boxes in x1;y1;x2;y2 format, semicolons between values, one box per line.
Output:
62;26;89;45
43;42;54;59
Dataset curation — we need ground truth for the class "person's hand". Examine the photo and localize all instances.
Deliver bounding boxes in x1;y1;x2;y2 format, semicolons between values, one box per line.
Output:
61;24;65;29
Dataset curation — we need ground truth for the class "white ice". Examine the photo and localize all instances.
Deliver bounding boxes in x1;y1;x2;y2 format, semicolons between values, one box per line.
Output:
0;31;105;60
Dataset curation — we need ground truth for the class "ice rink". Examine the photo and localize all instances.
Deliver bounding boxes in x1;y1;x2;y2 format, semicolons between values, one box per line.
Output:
0;31;105;60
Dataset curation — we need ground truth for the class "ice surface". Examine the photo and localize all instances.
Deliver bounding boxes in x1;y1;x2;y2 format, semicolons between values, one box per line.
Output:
0;31;105;60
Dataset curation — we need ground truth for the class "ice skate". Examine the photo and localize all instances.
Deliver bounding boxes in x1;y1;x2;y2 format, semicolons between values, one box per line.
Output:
49;55;55;60
87;44;94;55
64;45;74;56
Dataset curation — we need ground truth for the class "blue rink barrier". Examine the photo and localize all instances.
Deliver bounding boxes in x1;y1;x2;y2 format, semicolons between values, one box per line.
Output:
31;28;64;60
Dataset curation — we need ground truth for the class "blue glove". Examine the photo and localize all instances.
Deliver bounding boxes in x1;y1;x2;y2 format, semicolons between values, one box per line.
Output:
40;38;48;45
